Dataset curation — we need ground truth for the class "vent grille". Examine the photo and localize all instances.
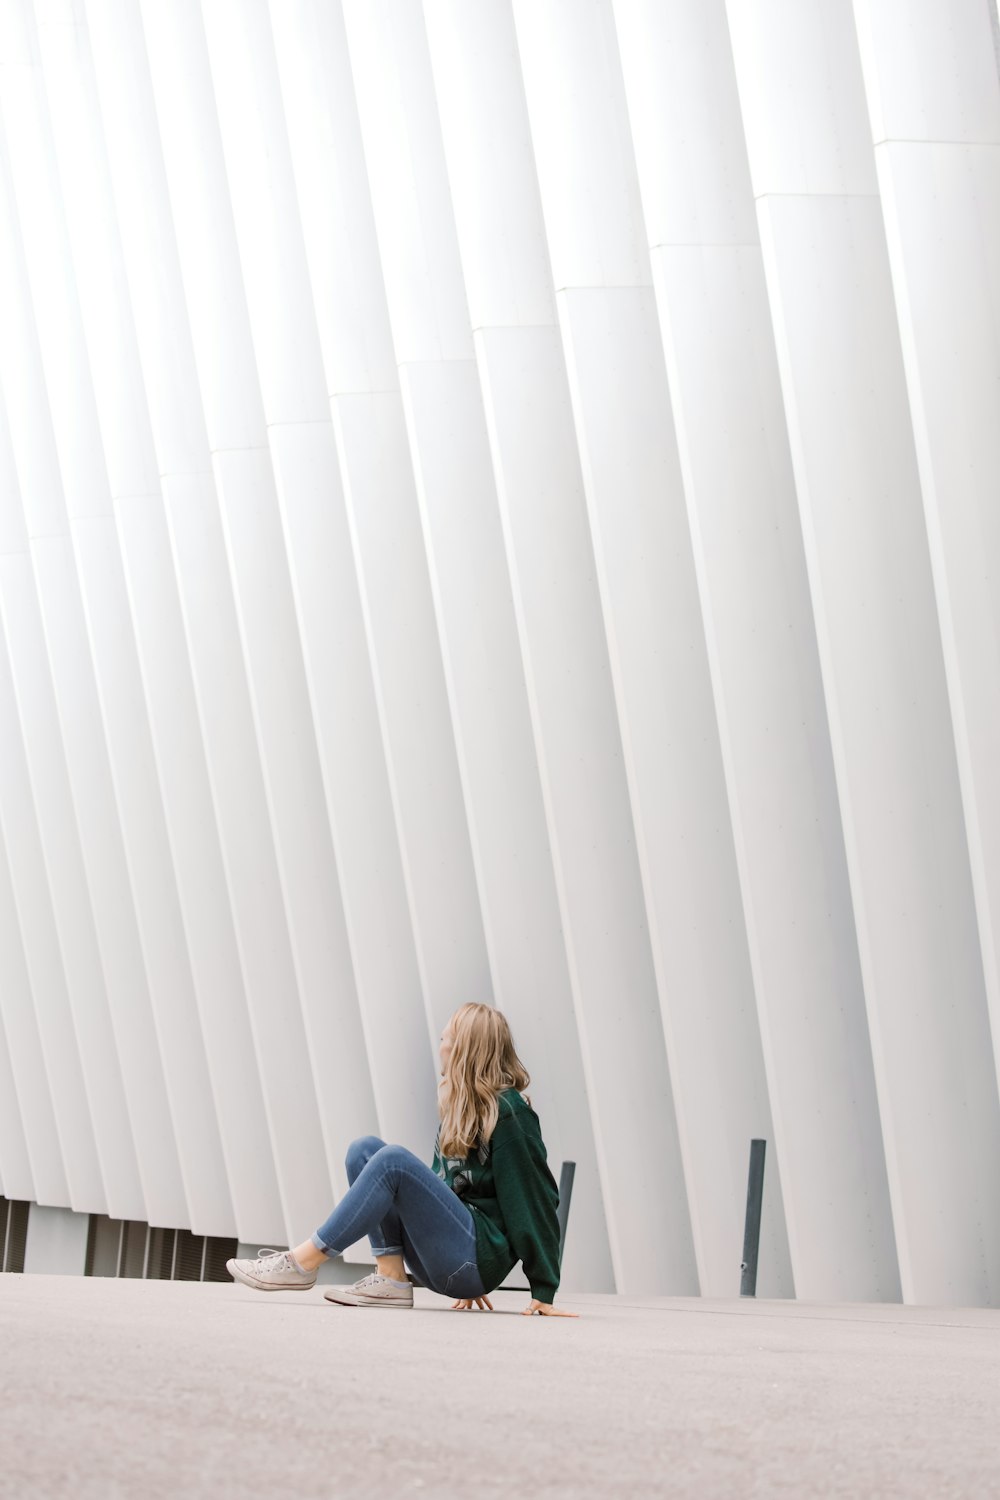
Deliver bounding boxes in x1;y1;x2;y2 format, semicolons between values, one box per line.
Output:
82;1213;236;1282
0;1197;30;1273
85;1214;123;1277
146;1226;176;1280
203;1236;236;1283
119;1220;147;1279
2;1201;237;1279
174;1229;204;1282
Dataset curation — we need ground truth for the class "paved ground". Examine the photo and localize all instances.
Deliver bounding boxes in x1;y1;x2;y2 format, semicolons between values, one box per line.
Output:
1;1275;997;1498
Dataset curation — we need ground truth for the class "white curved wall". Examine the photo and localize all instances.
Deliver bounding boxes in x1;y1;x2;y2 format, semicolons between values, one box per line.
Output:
0;0;998;1303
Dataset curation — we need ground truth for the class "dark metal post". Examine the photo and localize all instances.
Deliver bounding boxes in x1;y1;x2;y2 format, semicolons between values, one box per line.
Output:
556;1160;576;1265
740;1139;766;1296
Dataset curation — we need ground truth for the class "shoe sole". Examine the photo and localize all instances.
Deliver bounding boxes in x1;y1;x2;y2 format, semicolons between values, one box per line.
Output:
226;1259;317;1293
322;1290;413;1309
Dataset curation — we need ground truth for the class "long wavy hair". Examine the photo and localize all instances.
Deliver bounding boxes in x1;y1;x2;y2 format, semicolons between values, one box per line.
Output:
438;1002;531;1159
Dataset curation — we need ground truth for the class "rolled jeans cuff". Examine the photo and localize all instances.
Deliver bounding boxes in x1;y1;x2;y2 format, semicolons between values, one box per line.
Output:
310;1231;406;1257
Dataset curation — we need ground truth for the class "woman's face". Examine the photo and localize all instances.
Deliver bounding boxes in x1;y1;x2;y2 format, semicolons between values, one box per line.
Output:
439;1019;455;1077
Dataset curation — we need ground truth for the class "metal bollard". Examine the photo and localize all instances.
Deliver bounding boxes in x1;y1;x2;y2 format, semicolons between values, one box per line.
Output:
739;1138;766;1296
556;1160;576;1265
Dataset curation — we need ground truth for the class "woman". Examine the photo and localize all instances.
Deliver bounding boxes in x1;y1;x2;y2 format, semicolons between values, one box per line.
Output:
227;1002;578;1317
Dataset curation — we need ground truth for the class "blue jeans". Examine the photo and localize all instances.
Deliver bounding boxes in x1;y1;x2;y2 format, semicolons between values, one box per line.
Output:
310;1136;486;1300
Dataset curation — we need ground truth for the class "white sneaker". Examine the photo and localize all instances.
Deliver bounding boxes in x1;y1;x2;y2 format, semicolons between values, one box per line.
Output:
226;1248;318;1292
323;1272;414;1308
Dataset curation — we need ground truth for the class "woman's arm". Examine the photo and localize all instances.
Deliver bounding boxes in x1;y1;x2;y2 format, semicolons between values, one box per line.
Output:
491;1112;562;1305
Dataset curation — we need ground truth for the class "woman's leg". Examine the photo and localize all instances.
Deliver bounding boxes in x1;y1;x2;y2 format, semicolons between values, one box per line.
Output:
340;1135;410;1277
288;1135;416;1282
296;1142;484;1297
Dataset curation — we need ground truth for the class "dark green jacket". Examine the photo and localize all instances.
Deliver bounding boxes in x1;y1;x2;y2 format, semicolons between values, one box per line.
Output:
431;1089;561;1303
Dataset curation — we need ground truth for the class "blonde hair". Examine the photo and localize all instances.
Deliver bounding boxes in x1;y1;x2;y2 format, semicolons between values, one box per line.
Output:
438;1002;531;1159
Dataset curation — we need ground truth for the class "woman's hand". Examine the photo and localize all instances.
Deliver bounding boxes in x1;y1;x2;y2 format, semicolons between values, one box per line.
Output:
451;1295;494;1311
522;1299;579;1317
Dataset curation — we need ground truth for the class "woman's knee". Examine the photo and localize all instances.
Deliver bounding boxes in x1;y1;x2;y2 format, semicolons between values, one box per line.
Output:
345;1135;384;1173
372;1142;416;1166
368;1142;420;1183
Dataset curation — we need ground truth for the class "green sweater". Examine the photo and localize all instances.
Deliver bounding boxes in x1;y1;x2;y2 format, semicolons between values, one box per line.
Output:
431;1089;562;1304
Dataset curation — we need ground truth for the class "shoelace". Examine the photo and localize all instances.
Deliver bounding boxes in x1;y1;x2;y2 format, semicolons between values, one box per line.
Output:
354;1273;411;1292
254;1248;291;1273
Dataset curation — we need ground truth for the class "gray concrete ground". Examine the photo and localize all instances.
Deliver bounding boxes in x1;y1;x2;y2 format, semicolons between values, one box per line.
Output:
1;1275;997;1498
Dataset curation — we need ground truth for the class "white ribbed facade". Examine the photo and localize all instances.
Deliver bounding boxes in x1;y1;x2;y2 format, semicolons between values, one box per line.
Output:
0;0;998;1303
